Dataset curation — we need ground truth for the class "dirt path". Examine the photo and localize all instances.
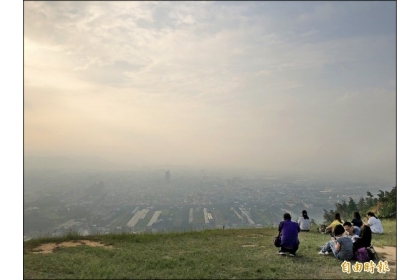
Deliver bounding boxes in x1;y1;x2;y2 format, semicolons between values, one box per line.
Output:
375;246;396;270
31;240;113;254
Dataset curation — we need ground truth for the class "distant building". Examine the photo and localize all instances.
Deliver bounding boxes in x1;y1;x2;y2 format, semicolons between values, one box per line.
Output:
165;170;171;183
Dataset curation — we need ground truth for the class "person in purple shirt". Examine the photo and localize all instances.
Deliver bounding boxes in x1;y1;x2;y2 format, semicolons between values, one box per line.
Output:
278;213;300;257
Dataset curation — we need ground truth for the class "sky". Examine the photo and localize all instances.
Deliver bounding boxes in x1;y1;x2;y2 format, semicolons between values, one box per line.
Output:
23;1;397;182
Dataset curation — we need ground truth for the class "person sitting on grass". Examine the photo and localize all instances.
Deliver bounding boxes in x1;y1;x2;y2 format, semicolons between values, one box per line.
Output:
318;224;353;261
298;210;311;232
353;224;372;253
365;212;384;234
277;213;300;257
324;213;343;234
343;221;361;242
351;211;363;228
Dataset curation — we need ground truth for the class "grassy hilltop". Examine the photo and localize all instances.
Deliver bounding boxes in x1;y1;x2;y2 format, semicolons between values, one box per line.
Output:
24;219;396;279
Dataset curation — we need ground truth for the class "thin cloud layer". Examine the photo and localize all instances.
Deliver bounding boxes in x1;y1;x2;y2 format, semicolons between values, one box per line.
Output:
24;1;396;183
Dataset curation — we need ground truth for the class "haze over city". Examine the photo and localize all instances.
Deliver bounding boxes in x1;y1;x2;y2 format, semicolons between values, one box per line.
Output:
24;1;395;182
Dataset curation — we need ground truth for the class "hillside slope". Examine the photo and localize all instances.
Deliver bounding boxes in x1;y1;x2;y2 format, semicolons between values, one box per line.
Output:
24;219;396;279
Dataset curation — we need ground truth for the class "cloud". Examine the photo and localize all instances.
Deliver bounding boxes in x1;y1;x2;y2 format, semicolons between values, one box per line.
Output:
23;1;396;182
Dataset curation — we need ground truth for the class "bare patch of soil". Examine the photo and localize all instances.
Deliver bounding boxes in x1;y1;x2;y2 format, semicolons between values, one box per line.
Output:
375;246;396;262
375;246;396;269
31;240;113;254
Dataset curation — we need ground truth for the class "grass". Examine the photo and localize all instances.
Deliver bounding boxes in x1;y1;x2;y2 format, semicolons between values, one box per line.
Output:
24;220;396;279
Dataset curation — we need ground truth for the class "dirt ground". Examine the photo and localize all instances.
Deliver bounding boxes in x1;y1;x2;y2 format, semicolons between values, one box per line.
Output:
375;246;396;269
31;240;113;254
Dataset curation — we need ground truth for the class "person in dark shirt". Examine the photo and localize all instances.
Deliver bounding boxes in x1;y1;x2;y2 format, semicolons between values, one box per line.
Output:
351;211;363;228
353;224;372;252
277;213;300;257
319;224;353;261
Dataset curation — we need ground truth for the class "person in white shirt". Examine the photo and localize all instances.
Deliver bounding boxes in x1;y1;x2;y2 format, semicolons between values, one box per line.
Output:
297;210;311;232
365;212;384;234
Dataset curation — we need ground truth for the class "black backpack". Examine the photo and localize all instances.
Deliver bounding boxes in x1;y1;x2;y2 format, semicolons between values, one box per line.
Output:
366;246;378;261
273;236;281;247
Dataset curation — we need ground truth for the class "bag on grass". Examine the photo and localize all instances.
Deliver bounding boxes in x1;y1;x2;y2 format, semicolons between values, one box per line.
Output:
318;224;327;233
273;236;281;248
366;246;378;261
354;247;370;262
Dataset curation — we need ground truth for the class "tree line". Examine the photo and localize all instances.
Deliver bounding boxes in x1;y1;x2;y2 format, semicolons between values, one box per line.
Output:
322;185;396;224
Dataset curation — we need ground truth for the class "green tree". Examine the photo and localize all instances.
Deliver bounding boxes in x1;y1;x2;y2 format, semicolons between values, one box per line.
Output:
334;202;343;216
366;191;374;207
341;200;349;220
323;209;335;224
325;186;396;224
334;200;349;220
377;190;386;202
357;197;366;213
348;197;357;215
378;186;396;218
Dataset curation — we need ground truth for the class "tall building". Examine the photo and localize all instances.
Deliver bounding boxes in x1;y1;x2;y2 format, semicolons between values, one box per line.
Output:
165;170;171;183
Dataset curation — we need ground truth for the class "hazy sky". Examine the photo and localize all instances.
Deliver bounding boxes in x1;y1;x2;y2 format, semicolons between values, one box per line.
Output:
23;1;396;181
